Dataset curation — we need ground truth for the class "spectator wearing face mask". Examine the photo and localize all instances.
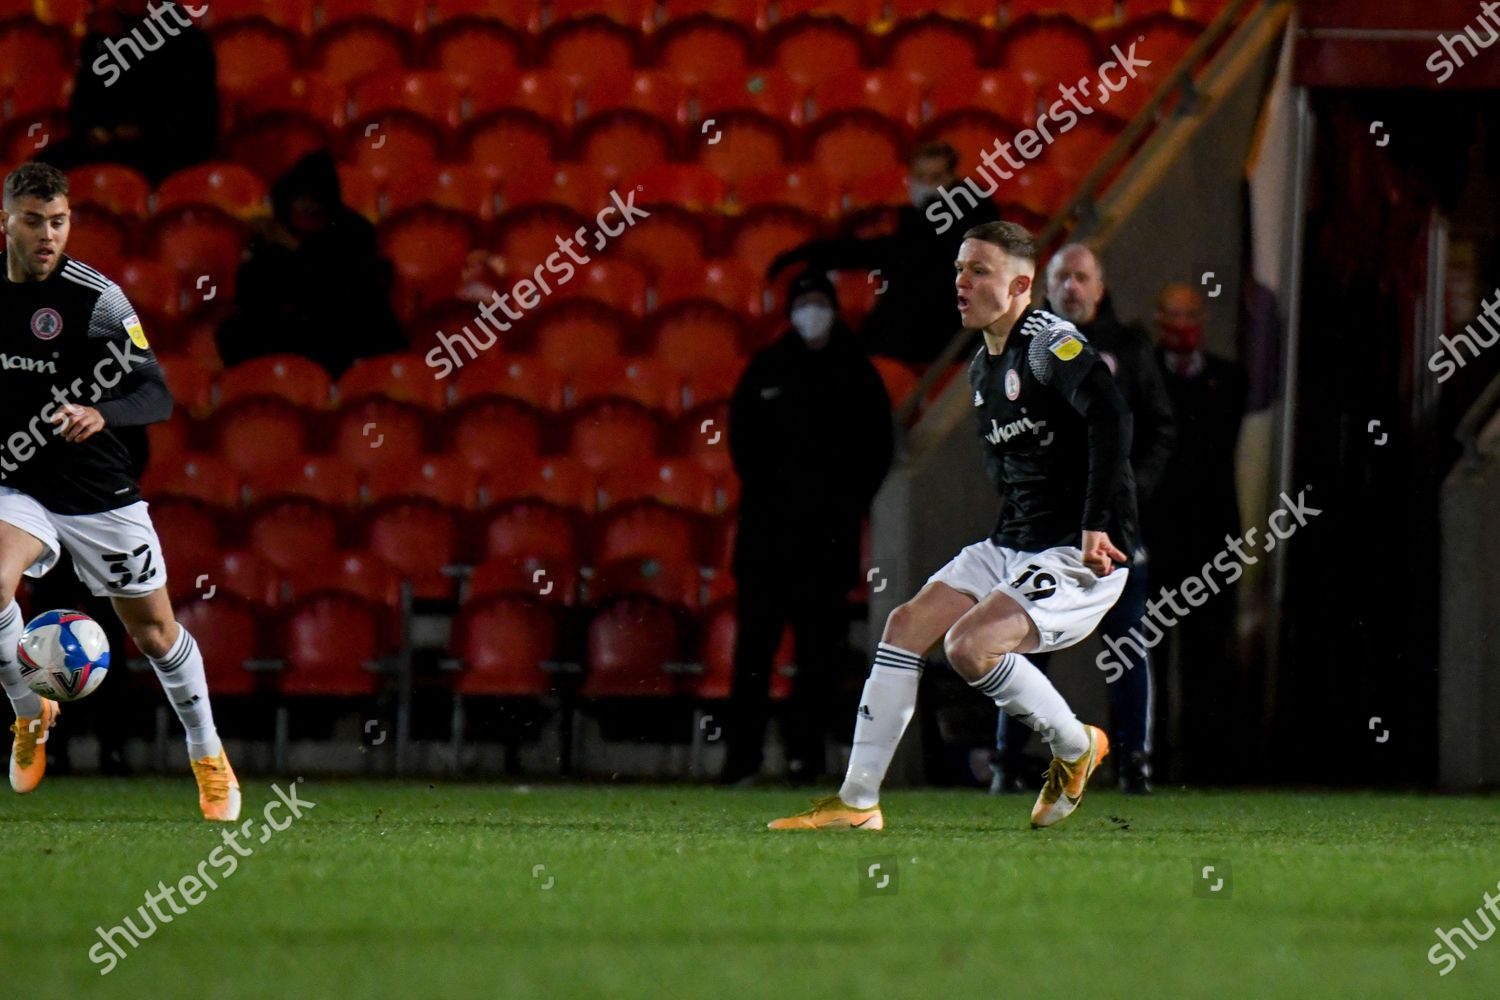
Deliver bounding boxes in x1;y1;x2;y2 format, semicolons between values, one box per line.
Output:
1144;282;1247;783
765;142;1000;366
720;271;895;786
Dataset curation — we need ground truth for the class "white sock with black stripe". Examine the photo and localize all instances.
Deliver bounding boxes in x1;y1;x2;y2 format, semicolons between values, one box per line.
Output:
0;601;42;718
149;625;221;759
838;642;924;809
970;652;1089;761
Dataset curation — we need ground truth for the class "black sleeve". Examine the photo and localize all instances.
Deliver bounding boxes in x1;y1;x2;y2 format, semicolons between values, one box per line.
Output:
1032;332;1133;534
1127;329;1176;504
727;354;772;485
96;362;173;428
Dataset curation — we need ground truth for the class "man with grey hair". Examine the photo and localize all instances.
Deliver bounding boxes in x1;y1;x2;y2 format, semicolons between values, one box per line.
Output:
991;243;1175;795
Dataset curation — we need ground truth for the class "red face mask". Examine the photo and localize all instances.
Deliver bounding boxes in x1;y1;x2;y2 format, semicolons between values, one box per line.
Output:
1159;321;1203;353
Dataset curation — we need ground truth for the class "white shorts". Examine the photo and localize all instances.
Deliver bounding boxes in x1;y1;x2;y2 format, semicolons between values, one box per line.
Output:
0;487;166;598
926;539;1128;653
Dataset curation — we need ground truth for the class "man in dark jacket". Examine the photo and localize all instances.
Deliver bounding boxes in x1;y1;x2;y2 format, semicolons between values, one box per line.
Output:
721;271;895;785
766;142;1000;366
992;243;1176;794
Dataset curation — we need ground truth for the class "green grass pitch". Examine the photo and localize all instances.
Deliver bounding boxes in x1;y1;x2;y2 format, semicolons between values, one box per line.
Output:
6;779;1500;998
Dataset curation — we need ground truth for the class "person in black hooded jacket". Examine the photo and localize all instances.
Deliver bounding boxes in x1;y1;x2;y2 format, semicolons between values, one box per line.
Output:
720;271;894;785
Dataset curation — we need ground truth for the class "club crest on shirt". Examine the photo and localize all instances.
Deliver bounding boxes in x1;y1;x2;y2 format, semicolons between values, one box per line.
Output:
1004;368;1021;400
1100;350;1118;375
1049;334;1082;361
31;307;62;341
973;389;983;407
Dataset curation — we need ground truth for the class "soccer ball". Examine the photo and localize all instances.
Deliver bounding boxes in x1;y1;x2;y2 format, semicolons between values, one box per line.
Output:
17;610;111;701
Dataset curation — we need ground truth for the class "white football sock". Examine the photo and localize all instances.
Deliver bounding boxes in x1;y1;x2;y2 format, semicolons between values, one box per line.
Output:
149;625;222;759
838;642;923;809
970;652;1089;761
0;601;42;718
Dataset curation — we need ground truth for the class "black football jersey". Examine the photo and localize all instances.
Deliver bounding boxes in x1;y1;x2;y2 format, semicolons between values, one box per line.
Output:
968;308;1138;556
0;254;164;514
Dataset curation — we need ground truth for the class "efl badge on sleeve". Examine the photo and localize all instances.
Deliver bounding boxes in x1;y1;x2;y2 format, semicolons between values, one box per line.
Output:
31;308;62;341
124;313;149;350
1004;368;1021;400
1049;334;1082;361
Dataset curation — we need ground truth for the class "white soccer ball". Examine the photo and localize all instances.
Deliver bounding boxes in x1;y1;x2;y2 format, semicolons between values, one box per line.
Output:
17;610;111;701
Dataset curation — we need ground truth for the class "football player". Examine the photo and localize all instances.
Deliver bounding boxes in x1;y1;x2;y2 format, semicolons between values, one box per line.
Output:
0;162;239;820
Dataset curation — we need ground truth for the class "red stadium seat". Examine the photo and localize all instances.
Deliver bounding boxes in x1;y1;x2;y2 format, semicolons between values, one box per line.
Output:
151;497;223;570
1107;15;1204;119
888;0;1001;19
176;597;260;697
364;498;463;599
485;457;597;512
450;354;566;410
696;72;808;128
648;301;745;372
886;15;984;87
199;0;315;32
583;596;684;698
771;0;882;24
680;363;743;413
210;19;300;97
653;15;754;84
350;70;466;130
597;459;720;514
144;206;245;312
429;17;525;78
447;396;545;475
385;163;498;219
319;0;430;32
767;15;866;88
921;110;1018;184
871;357;920;409
450;596;558;696
929;68;1039;124
156;163;269;218
142;454;242;508
678;399;732;477
309;18;413;88
574;110;674;182
548;258;651;315
841;165;909;211
569;358;677;413
658;0;770;26
460;109;561;174
807;110;910;185
1046;117;1123;184
242;455;362;507
812;71;924;129
148;415;191;466
735;167;841;218
378;206;477;306
337;353;450;409
578;70;691;125
212;549;285;608
284;549;404;607
568;399;662;473
225;112;335;184
500;163;609;216
0;20;70;87
248;497;341;573
591;555;703;608
996;15;1105;89
542;0;657;30
66;165;151;218
624;164;728;213
595;499;700;564
117;259;183;322
531;300;629;370
494;204;591;272
484;499;583;564
656;260;764;316
365;454;485;508
696;110;794;188
487;69;580;125
4;71;68;123
1004;162;1073;217
613;207;710;276
467;553;582;605
345;111;446;173
216;398;311;475
539;15;639;86
333;398;429;472
693;599;795;700
219;355;334;410
280;593;387;696
728;205;822;278
1006;0;1120;26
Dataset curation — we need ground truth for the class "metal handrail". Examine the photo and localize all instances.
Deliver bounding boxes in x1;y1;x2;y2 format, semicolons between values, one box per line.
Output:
894;0;1263;429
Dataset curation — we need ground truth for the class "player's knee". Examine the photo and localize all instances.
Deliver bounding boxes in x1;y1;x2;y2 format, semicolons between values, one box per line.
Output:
882;600;922;646
128;618;176;660
943;626;991;681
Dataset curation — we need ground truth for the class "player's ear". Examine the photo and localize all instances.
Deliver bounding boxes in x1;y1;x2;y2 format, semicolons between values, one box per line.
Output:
1012;273;1032;297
